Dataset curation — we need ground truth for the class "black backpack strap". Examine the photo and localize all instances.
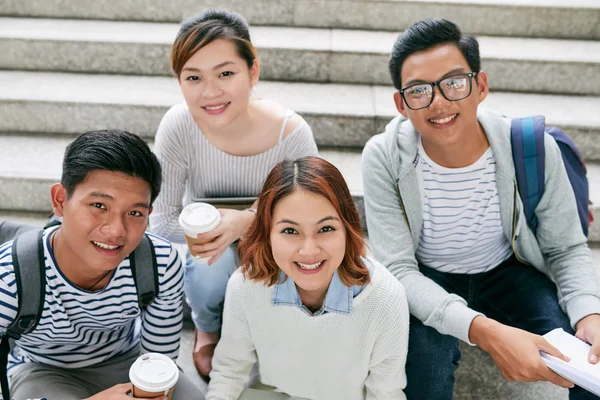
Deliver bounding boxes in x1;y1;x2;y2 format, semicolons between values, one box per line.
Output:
7;230;46;337
0;337;10;400
1;229;46;400
0;221;39;247
130;234;158;310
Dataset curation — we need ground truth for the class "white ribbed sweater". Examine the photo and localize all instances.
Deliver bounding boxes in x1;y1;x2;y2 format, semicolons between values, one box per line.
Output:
207;260;409;400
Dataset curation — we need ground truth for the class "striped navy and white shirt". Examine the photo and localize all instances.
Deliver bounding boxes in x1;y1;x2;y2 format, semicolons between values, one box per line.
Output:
416;137;512;274
0;226;184;373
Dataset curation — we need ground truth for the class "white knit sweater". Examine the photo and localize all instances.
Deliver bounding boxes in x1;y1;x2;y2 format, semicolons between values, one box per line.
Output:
207;259;409;400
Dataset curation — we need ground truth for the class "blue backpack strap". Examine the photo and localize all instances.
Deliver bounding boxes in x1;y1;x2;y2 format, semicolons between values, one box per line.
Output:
510;116;546;232
546;126;590;236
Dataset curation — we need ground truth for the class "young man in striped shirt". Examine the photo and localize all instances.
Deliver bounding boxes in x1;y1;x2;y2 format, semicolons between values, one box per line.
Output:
362;19;600;399
0;131;200;399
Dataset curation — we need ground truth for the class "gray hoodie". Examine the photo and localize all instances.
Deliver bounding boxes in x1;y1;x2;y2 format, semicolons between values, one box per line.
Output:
362;107;600;344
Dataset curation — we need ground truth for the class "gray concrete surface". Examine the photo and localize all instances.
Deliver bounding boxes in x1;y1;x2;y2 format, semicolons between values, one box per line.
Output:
1;18;599;94
1;0;599;39
1;71;600;155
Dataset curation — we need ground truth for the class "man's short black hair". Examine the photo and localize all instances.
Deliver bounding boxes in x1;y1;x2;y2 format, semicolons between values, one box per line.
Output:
389;19;481;90
61;130;162;203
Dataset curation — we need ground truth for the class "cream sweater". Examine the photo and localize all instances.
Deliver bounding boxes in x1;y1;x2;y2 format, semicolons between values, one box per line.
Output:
207;260;409;400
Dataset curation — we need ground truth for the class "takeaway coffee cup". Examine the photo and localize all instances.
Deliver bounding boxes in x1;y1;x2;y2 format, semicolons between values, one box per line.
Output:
178;202;221;264
129;352;179;399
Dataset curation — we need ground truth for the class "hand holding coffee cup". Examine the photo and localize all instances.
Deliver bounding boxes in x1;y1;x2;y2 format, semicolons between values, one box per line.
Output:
179;203;221;264
129;353;179;399
84;383;166;400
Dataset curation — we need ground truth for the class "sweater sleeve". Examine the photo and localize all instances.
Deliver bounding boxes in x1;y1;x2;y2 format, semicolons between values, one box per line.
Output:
282;118;319;159
364;271;409;400
207;272;257;400
149;105;189;243
533;133;600;327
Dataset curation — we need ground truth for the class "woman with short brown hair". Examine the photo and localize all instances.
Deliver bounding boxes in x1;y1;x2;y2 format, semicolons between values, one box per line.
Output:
207;156;409;400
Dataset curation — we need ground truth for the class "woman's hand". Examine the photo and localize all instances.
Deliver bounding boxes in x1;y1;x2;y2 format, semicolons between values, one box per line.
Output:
469;316;574;389
85;383;167;400
192;208;255;265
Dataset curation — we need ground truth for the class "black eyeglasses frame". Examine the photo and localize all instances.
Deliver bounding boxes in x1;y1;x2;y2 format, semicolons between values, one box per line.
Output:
399;72;479;111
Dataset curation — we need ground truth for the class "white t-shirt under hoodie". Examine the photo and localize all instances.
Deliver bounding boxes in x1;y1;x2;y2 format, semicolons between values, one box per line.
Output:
206;258;409;400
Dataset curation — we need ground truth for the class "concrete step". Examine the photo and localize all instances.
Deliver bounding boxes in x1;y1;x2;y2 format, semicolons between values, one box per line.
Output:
1;18;599;95
1;71;600;159
1;0;599;40
2;133;600;244
0;134;363;211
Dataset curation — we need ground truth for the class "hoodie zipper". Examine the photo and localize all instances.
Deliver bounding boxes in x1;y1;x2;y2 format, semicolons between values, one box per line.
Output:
511;182;527;264
395;183;412;234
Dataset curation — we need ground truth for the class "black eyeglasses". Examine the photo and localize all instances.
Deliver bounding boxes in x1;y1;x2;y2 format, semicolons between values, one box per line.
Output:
399;72;478;110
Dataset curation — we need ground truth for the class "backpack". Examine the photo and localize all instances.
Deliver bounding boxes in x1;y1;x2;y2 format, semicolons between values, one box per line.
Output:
510;115;593;236
0;219;159;400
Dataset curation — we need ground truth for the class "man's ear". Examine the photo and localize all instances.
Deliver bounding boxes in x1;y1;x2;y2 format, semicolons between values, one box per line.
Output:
50;183;68;217
148;205;153;216
393;92;408;118
475;71;489;104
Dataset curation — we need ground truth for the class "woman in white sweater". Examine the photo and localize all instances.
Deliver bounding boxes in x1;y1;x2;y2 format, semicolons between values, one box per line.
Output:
149;9;318;378
207;156;409;400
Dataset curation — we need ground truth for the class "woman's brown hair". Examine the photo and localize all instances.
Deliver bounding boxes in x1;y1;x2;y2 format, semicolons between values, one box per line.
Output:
238;156;369;287
170;9;257;77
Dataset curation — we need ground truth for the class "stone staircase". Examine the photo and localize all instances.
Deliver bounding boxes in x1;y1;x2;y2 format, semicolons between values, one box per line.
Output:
1;0;599;398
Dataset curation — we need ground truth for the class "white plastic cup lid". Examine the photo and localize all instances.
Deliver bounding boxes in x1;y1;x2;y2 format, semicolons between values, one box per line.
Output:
129;352;179;393
178;203;221;236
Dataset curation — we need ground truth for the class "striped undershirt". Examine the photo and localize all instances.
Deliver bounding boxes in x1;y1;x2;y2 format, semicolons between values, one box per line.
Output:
0;226;184;372
150;103;319;243
416;137;512;274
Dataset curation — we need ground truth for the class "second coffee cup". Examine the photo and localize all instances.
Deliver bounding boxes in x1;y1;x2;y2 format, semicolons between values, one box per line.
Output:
129;352;179;399
179;202;221;264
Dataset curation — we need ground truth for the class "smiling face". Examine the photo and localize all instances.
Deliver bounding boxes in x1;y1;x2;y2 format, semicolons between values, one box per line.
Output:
52;170;152;275
394;43;488;151
270;188;347;304
178;38;259;131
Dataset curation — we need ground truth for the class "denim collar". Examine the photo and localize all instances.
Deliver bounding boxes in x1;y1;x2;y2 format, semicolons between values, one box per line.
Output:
271;258;373;316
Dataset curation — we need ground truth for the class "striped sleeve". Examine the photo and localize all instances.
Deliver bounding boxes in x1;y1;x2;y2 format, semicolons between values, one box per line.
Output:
139;235;184;360
150;104;189;243
283;119;319;159
0;241;18;337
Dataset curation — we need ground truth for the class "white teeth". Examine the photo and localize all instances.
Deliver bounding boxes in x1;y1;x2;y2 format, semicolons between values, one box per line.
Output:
430;114;457;124
93;241;119;250
204;104;226;110
296;261;324;270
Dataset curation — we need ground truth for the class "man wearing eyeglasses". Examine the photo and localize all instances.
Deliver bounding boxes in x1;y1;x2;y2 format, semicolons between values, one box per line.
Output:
362;18;600;399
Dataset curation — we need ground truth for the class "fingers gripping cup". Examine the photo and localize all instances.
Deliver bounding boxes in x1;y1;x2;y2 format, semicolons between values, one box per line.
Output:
129;353;179;399
179;202;221;264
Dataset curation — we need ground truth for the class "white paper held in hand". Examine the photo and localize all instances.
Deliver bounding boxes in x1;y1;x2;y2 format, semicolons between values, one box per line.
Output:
540;328;600;396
